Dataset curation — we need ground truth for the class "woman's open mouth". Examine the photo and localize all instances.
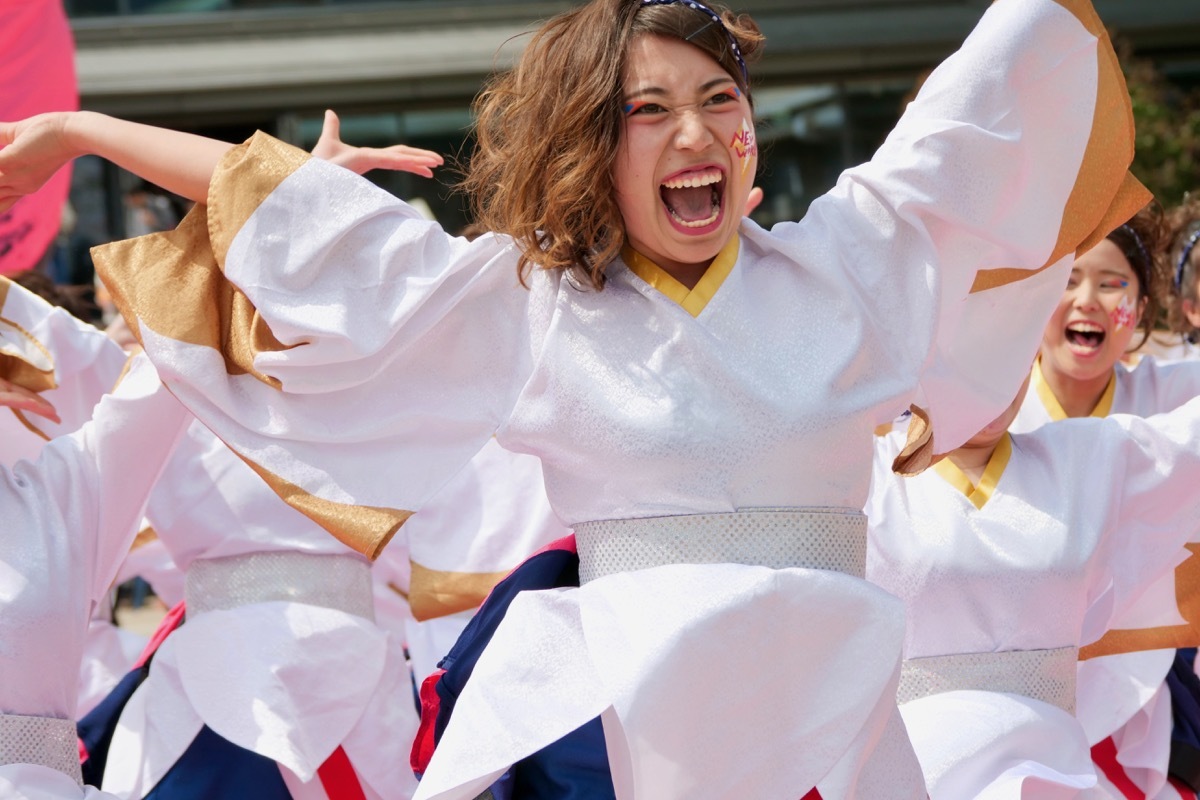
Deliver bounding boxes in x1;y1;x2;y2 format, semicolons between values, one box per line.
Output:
660;167;724;233
1064;321;1106;355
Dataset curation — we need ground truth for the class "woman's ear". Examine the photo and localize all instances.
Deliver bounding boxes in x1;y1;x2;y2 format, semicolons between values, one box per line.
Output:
1184;297;1200;331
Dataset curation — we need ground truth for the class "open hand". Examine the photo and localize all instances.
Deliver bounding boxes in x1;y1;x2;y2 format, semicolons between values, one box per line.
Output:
0;113;79;215
312;110;443;178
0;377;61;424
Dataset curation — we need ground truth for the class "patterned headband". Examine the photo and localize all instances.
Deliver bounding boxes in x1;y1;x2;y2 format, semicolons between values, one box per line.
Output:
640;0;749;85
1177;226;1200;290
1118;224;1151;279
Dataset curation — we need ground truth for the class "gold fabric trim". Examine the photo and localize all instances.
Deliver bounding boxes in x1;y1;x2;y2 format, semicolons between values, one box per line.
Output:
969;3;1151;294
933;433;1012;510
1080;544;1200;660
0;278;56;394
92;134;310;388
1031;358;1115;421
892;404;935;476
130;526;159;552
622;235;739;318
408;561;510;622
235;454;411;561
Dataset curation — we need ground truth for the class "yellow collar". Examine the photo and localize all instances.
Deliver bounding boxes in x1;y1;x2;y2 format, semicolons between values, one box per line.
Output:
1031;358;1116;420
934;433;1012;510
621;235;739;318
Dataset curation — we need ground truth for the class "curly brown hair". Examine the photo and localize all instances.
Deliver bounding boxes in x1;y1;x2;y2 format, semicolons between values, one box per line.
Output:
1164;195;1200;341
1105;202;1170;351
461;0;764;291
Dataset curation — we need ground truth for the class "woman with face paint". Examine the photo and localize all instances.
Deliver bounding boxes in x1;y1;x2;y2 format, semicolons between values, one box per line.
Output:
0;0;1148;796
1011;208;1200;799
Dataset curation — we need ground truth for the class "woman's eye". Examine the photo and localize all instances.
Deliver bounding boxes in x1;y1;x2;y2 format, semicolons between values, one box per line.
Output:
1101;281;1131;290
706;89;739;106
624;102;664;116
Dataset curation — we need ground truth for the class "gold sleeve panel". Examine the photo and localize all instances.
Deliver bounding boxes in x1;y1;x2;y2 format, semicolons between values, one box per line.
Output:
1080;544;1200;660
237;453;412;561
206;132;310;265
408;561;511;622
0;279;57;394
891;404;935;476
92;199;291;388
970;0;1152;294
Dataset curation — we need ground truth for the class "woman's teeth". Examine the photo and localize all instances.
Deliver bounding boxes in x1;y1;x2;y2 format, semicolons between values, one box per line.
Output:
1065;322;1105;349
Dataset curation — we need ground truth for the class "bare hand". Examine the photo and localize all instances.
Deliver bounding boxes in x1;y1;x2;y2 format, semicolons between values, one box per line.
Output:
0;377;61;424
0;112;80;215
312;110;443;178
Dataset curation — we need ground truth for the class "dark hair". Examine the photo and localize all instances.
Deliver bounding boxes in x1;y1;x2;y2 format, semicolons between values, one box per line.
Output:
10;269;98;324
1105;203;1169;351
461;0;764;291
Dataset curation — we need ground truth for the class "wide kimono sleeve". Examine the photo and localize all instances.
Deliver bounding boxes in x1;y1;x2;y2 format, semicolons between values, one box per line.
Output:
1065;398;1200;648
92;138;542;560
794;0;1149;472
6;354;191;605
0;276;128;453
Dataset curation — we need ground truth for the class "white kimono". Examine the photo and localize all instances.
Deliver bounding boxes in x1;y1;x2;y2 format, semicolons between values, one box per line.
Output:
99;420;421;800
868;397;1200;799
373;437;570;685
0;279;137;724
1013;356;1200;799
92;0;1146;796
0;301;190;800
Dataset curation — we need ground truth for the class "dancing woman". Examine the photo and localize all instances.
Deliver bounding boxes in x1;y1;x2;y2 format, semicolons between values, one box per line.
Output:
0;0;1147;795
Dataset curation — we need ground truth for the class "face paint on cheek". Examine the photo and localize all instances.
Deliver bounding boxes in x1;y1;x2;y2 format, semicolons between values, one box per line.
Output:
1111;293;1137;330
730;117;757;177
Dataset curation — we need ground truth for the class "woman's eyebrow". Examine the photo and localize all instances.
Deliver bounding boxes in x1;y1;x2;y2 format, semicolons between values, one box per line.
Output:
622;76;734;103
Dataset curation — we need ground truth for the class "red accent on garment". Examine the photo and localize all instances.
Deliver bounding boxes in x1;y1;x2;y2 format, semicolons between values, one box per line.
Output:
1092;735;1147;800
411;668;448;776
0;0;78;275
1168;776;1198;799
133;601;186;669
316;746;368;800
800;788;823;800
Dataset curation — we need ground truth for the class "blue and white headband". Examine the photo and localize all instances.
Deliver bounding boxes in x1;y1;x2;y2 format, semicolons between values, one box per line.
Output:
1176;226;1200;290
640;0;749;85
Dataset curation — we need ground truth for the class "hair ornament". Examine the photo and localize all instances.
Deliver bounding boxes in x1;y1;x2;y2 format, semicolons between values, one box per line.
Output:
1177;225;1200;290
640;0;749;84
1118;224;1151;275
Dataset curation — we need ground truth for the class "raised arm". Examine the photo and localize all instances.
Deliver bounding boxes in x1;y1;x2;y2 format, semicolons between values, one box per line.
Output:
0;109;443;211
794;0;1150;471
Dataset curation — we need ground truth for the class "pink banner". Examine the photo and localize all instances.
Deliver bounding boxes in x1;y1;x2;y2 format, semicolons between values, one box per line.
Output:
0;0;78;276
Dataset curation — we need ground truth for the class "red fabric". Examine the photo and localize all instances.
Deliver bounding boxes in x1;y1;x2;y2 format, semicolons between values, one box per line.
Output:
1168;776;1198;799
316;746;367;800
411;668;447;776
0;0;78;274
800;789;822;800
1092;735;1147;800
133;600;186;669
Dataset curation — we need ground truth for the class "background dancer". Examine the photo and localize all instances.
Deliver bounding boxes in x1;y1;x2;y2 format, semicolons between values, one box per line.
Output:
1012;207;1200;799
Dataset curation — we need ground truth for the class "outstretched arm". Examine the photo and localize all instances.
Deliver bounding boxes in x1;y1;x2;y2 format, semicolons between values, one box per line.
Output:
0;111;232;209
0;109;443;212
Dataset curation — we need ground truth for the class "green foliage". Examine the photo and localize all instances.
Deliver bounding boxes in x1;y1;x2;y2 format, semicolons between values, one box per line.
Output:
1119;40;1200;207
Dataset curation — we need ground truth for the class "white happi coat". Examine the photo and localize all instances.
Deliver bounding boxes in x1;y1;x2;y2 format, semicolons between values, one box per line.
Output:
869;395;1200;798
1012;356;1200;799
93;0;1146;796
0;276;190;798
